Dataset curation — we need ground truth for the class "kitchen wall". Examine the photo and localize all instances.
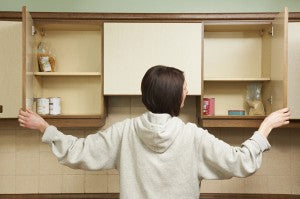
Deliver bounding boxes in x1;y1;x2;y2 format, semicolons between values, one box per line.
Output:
0;96;299;194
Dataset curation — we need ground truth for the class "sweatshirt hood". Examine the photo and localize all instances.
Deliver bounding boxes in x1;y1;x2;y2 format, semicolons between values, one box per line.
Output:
134;111;183;153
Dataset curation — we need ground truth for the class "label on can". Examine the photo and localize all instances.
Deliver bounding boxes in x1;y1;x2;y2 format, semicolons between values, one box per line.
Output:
37;98;49;115
49;97;61;115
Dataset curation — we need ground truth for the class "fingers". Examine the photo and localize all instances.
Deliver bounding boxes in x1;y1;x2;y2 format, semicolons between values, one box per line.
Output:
278;107;290;113
279;114;290;124
19;109;30;117
19;121;27;128
18;110;30;120
282;120;290;126
19;109;26;115
274;108;291;119
18;118;25;123
280;116;290;125
18;115;27;121
19;108;39;118
18;117;26;128
27;108;41;117
283;111;291;117
18;110;29;128
18;114;27;123
18;119;26;125
26;109;35;114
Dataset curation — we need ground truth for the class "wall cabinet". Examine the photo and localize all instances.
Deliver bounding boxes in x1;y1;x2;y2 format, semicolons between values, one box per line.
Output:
0;7;105;127
103;23;203;95
0;8;299;128
199;8;300;127
31;22;104;117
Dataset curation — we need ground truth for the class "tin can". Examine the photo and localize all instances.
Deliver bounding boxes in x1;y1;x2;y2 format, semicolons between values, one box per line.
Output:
49;97;61;115
203;98;215;116
37;98;49;115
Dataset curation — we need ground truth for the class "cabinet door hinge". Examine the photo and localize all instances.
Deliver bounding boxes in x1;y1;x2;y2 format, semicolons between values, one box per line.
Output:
32;26;36;36
268;26;274;37
267;96;273;104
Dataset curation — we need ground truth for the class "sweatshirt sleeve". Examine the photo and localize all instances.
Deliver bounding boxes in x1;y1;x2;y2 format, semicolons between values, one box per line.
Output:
41;120;128;171
196;129;271;180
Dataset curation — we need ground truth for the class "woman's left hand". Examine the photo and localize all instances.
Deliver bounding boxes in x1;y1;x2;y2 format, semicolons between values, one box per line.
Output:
18;109;49;133
258;107;291;138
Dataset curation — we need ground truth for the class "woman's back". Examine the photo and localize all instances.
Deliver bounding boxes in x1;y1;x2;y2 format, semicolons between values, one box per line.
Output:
119;112;200;198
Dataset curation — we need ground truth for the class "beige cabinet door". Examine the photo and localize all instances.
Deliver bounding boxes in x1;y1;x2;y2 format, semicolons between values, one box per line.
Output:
22;6;34;111
104;23;203;95
270;7;288;112
0;7;35;118
0;21;22;118
288;22;300;119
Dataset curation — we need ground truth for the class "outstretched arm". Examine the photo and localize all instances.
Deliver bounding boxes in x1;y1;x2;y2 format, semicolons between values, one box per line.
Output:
197;108;290;180
18;109;125;171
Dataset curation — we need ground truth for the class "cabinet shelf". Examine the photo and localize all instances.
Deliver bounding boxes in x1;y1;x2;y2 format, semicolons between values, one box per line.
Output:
34;72;101;76
199;116;266;128
41;115;102;119
204;22;272;32
41;114;106;127
204;77;270;82
202;115;266;119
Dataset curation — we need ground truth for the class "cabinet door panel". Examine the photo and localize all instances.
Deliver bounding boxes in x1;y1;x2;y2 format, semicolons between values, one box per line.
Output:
0;21;22;118
270;7;288;112
22;6;34;110
288;22;300;119
104;23;203;95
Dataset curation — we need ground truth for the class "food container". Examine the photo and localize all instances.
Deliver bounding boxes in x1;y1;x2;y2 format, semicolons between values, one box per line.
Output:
203;98;215;116
37;41;56;72
228;110;245;116
49;97;61;115
37;98;49;115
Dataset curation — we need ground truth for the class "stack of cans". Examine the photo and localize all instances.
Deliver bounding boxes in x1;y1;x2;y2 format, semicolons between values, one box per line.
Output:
37;97;61;115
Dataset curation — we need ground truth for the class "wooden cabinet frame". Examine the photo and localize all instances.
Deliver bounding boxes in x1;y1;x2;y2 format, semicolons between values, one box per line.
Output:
1;10;300;128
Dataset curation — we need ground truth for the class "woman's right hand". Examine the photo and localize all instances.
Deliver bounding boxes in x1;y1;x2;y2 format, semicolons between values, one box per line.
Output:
258;107;291;138
18;109;50;133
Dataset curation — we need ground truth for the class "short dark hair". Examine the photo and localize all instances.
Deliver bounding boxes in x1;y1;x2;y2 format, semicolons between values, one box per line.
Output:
141;65;185;117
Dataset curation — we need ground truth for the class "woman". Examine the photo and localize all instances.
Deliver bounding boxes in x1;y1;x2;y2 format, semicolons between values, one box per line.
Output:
18;65;290;199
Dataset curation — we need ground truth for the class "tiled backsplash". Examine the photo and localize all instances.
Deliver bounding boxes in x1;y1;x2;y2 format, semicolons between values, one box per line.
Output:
0;97;299;194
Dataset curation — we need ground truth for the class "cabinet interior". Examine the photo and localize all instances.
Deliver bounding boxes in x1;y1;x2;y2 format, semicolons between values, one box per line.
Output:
203;23;273;117
31;23;104;116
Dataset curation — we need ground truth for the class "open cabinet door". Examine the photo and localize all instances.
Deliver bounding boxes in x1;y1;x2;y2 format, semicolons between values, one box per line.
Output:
270;7;288;112
0;21;22;118
288;22;300;119
22;6;34;111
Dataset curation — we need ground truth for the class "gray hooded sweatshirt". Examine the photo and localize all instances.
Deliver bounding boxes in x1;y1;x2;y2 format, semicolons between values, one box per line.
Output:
42;111;271;199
